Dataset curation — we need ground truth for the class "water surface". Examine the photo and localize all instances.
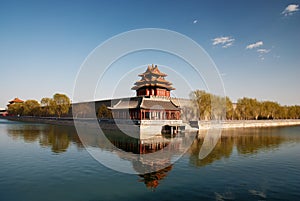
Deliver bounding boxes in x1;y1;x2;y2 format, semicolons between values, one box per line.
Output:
0;119;300;201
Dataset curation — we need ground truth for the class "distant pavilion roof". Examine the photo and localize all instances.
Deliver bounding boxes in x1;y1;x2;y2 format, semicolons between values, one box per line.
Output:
132;65;175;91
9;97;24;104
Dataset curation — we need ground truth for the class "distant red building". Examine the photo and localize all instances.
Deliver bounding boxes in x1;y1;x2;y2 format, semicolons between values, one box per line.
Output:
7;98;24;107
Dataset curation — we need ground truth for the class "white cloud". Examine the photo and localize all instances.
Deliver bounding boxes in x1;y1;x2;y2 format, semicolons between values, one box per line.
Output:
246;41;263;49
282;4;299;16
246;42;271;60
212;36;234;45
212;36;235;48
257;49;270;54
193;20;198;24
222;42;233;48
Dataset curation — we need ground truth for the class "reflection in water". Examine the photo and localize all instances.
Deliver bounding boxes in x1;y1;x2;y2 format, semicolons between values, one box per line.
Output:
5;121;184;188
104;131;171;154
189;128;298;167
6;124;83;153
75;124;195;174
138;165;173;190
40;126;83;153
189;133;234;167
7;124;42;143
235;130;285;155
5;120;300;190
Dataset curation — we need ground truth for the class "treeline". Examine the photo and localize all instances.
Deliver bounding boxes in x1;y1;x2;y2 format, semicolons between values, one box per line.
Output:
191;90;300;120
7;93;71;118
7;90;300;120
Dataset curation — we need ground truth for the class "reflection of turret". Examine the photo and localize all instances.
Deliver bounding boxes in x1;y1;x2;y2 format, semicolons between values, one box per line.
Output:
77;127;195;176
104;131;172;154
138;165;173;190
105;130;181;174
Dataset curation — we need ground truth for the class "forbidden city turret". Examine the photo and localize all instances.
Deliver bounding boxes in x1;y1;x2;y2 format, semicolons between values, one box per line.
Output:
131;64;175;97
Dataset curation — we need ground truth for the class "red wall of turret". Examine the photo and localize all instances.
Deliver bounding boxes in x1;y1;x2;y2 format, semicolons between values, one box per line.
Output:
136;88;170;97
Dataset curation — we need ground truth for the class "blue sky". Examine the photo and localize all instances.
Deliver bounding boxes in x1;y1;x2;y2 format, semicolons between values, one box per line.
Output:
0;0;299;108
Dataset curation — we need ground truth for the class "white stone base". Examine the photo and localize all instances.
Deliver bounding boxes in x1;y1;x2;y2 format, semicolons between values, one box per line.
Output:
99;119;183;139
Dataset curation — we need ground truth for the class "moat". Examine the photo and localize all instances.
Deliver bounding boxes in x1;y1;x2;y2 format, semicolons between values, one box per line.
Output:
1;118;300;201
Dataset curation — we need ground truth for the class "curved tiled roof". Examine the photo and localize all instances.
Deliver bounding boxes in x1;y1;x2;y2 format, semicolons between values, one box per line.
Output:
132;65;175;91
110;97;180;111
109;97;142;109
140;99;180;110
138;65;167;77
9;97;24;104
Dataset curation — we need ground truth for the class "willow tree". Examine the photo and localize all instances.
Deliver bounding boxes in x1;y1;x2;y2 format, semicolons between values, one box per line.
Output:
191;90;211;120
41;97;56;116
287;105;300;119
249;98;261;120
260;101;281;119
53;93;71;118
7;103;24;116
211;94;226;120
23;100;40;116
226;97;234;120
97;104;112;119
235;97;261;120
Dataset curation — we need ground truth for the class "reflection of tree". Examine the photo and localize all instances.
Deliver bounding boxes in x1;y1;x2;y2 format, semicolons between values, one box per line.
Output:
7;125;43;143
7;124;83;153
41;126;84;153
235;134;284;155
138;165;172;190
189;135;234;167
97;104;112;119
189;129;286;167
224;128;286;155
39;126;69;153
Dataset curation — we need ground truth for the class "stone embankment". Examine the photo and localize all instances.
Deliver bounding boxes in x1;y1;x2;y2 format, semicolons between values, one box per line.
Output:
2;116;75;126
2;116;300;130
190;120;300;130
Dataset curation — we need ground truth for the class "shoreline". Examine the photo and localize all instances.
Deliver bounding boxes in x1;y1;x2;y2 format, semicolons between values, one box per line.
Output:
195;119;300;130
0;116;76;127
1;116;300;130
